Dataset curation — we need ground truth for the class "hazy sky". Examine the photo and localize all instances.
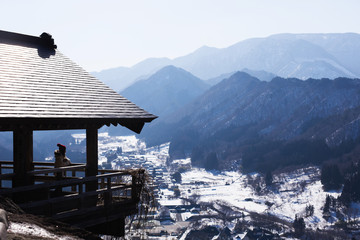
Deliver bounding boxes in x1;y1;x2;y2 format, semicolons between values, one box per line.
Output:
1;0;360;72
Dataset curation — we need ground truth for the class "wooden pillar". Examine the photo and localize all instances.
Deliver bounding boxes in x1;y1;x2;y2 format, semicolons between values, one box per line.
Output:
86;127;98;196
13;128;34;188
86;127;98;178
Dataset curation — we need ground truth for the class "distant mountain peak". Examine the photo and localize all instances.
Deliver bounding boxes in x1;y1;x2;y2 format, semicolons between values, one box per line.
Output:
131;57;171;69
151;65;200;82
197;45;218;51
231;71;256;80
226;71;262;84
181;45;219;58
119;66;209;119
156;65;182;73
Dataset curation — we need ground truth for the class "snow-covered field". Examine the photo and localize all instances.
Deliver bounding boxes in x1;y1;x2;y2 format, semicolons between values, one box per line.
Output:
8;222;77;240
269;168;341;229
82;134;349;230
180;169;268;212
159;166;345;230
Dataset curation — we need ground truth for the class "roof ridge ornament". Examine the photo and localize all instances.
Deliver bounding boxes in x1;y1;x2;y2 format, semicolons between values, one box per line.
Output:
40;32;57;49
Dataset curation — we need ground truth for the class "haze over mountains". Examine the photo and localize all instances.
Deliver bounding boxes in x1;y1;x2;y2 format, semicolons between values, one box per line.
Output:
93;33;360;91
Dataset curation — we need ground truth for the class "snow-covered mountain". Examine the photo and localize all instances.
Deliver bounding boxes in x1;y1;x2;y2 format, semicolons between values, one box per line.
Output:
92;33;360;91
270;33;360;77
173;35;357;80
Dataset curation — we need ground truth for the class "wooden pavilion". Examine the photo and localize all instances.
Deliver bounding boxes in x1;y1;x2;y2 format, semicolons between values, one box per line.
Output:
0;30;157;236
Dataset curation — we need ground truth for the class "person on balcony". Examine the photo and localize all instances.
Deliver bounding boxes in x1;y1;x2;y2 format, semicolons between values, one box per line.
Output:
54;143;71;168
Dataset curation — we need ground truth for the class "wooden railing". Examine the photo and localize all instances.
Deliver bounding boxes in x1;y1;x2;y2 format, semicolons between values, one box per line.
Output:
0;161;15;187
0;161;86;187
0;161;145;225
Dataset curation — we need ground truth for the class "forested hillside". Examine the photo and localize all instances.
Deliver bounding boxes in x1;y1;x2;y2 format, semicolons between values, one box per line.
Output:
141;72;360;172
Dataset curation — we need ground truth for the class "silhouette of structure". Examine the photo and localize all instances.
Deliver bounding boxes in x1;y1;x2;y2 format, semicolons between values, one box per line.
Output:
0;30;157;236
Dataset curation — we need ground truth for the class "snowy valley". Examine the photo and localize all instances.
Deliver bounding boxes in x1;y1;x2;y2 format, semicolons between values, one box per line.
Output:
68;133;358;240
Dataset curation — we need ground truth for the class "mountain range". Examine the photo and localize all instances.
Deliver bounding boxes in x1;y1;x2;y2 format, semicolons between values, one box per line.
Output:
167;72;360;143
133;69;360;172
92;33;360;91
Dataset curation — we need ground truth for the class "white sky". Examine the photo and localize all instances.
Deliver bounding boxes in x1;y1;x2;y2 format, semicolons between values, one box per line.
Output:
1;0;360;72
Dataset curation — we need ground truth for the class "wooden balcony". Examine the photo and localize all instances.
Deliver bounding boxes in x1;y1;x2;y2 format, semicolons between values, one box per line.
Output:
0;161;145;235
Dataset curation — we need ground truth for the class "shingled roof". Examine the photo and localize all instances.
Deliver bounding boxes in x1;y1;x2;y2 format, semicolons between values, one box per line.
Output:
0;30;157;133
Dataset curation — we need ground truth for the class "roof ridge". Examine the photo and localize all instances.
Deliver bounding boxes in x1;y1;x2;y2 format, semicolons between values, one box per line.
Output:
0;30;57;49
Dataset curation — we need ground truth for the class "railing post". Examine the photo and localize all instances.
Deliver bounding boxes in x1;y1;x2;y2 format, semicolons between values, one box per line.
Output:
131;174;140;201
55;169;63;196
104;177;112;206
0;162;2;188
45;187;52;216
79;183;83;194
71;170;76;192
131;169;145;201
101;177;105;189
78;183;84;210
